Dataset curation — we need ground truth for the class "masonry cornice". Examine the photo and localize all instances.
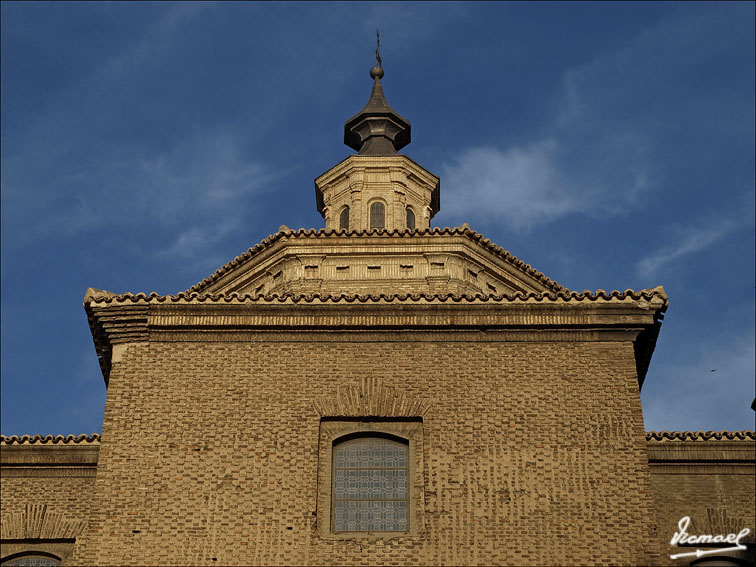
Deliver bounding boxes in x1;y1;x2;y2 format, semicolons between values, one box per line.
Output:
646;431;755;476
1;444;100;467
84;287;667;385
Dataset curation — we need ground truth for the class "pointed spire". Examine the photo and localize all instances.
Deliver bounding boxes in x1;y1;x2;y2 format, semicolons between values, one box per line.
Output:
344;32;411;156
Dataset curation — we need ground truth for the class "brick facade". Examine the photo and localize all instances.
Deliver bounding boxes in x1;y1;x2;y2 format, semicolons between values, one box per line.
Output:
647;434;755;565
74;333;658;565
0;439;99;564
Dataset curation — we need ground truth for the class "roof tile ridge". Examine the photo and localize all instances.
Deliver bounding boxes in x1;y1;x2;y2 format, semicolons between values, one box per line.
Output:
1;433;102;445
461;228;567;292
87;287;670;306
560;288;669;303
645;430;755;441
184;229;290;293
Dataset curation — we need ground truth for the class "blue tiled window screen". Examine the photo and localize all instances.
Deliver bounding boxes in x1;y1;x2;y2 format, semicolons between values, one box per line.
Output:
332;436;409;532
2;557;61;566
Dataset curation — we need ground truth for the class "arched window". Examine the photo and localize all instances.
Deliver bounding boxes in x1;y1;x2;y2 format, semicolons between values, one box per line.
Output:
369;202;385;230
332;434;409;532
406;207;416;230
339;206;350;231
1;553;62;566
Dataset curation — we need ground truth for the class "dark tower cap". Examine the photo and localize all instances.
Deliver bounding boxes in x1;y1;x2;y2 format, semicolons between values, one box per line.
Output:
344;38;411;155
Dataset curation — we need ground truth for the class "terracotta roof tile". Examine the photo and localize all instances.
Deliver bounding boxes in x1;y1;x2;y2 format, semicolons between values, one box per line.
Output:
645;430;755;442
84;287;669;307
7;431;750;445
184;227;566;294
1;433;101;445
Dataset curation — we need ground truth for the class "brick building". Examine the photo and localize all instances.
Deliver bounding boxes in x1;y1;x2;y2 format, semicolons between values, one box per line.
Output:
1;58;754;567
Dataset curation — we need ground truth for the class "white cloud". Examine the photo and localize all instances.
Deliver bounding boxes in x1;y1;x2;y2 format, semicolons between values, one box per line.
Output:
159;222;240;261
438;6;752;231
439;77;654;230
3;132;274;251
636;204;754;277
440;140;649;231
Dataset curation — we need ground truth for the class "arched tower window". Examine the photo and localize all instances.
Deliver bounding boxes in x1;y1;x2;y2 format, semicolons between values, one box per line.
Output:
339;206;350;231
406;207;416;230
369;202;385;230
332;434;409;532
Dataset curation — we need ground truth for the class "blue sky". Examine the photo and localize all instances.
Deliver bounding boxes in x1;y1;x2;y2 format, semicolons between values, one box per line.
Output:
1;2;754;436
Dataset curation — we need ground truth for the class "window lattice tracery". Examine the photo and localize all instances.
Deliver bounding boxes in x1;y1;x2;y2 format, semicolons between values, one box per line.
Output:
1;555;61;566
332;435;409;532
369;202;385;230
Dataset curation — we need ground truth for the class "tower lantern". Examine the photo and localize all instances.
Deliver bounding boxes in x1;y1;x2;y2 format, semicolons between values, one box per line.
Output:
315;41;439;232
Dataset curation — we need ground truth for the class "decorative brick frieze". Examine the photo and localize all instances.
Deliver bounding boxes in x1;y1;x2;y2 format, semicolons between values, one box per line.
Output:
1;504;87;539
313;377;431;418
185;227;566;296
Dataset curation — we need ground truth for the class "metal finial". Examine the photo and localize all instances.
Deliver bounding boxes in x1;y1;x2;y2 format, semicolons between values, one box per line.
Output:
370;29;384;80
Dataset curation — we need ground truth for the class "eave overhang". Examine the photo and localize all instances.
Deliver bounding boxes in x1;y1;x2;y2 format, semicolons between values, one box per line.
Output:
84;287;668;388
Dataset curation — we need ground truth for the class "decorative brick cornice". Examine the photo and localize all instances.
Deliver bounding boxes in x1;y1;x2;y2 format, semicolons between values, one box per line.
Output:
646;430;755;442
83;287;667;386
84;289;149;383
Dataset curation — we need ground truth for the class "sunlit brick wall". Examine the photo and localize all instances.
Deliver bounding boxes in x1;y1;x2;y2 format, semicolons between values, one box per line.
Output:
1;443;98;563
74;334;660;566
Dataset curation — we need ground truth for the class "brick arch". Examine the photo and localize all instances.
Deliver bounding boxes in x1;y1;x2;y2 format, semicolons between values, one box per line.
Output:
313;377;430;418
0;504;86;540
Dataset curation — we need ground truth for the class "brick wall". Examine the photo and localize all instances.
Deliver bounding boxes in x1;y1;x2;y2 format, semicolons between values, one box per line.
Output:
75;334;658;566
1;442;98;563
648;436;755;565
1;475;96;523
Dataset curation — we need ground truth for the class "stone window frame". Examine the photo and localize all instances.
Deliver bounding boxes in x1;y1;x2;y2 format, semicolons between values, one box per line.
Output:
316;418;425;539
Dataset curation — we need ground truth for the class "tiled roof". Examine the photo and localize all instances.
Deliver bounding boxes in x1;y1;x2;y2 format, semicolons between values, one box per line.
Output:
84;287;669;306
5;431;750;445
1;433;101;445
646;430;755;441
184;226;566;294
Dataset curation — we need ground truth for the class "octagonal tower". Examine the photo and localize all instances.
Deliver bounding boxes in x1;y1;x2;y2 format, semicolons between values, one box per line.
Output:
316;57;440;232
